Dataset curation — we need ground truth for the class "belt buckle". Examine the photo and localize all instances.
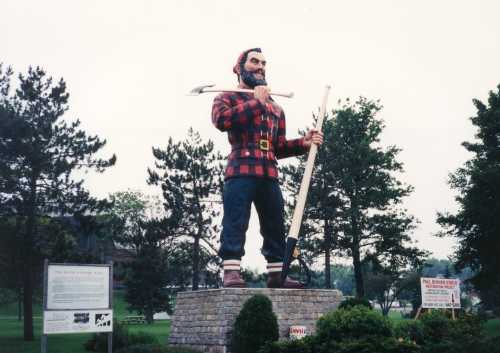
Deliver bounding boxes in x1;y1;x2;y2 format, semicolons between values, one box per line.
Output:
259;139;269;151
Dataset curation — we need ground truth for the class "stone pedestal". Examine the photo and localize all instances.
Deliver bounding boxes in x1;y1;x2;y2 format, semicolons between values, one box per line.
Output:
168;288;343;353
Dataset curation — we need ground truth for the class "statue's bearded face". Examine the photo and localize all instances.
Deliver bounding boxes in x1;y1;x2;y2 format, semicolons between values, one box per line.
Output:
240;51;267;88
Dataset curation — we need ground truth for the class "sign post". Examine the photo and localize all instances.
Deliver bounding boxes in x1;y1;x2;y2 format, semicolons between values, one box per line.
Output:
41;260;113;353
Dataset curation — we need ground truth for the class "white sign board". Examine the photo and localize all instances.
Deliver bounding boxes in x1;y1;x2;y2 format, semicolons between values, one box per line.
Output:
43;309;113;334
289;325;307;340
421;277;461;309
47;265;109;310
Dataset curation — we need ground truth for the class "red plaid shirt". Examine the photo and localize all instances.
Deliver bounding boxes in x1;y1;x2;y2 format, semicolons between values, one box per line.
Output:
212;92;308;180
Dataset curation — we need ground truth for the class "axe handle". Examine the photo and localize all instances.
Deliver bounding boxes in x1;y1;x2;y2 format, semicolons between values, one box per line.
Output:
281;85;330;286
288;85;331;240
201;88;294;98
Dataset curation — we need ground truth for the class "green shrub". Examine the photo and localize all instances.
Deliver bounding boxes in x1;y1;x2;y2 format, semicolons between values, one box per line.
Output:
338;297;373;310
394;320;425;344
316;305;392;343
419;310;453;343
114;344;201;353
232;294;279;353
481;336;500;353
85;319;130;352
84;320;158;352
318;336;420;353
128;332;159;346
417;311;490;353
258;336;315;353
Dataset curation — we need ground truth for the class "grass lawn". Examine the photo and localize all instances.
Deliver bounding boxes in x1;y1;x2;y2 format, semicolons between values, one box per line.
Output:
0;290;170;353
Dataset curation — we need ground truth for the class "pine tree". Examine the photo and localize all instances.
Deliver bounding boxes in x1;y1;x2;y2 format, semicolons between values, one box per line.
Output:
147;128;224;290
282;97;420;297
124;218;175;323
0;64;115;340
437;85;500;311
107;190;181;321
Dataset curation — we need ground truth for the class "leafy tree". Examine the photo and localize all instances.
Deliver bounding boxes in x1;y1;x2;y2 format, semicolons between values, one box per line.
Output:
147;128;223;290
283;97;419;297
304;265;355;294
124;219;175;323
106;190;181;322
330;264;356;295
365;267;423;316
437;85;500;311
0;64;115;340
107;190;163;252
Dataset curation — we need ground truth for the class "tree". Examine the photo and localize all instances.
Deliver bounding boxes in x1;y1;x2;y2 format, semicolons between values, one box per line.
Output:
0;64;115;340
283;97;419;297
437;85;500;311
148;128;223;290
106;190;183;322
282;114;342;289
107;190;164;252
364;253;426;316
231;294;279;353
124;218;176;323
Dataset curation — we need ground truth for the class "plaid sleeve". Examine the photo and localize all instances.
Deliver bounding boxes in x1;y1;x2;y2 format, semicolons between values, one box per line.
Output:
275;110;309;159
212;93;265;131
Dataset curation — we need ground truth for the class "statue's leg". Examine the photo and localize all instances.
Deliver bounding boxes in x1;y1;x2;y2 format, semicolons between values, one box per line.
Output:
219;177;256;287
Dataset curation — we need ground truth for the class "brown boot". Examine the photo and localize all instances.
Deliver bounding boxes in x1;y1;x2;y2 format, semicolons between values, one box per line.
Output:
223;270;246;288
267;272;304;289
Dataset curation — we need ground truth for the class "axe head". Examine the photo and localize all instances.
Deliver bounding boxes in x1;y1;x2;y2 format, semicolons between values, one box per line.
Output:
188;84;215;96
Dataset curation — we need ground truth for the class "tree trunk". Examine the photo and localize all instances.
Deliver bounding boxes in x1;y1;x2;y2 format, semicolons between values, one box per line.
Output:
192;235;200;291
324;219;332;289
350;203;365;298
23;174;37;340
352;241;365;298
17;286;22;321
23;216;35;340
145;304;154;324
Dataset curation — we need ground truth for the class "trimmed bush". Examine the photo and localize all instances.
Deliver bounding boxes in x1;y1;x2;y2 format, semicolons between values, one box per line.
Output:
232;294;279;353
338;297;373;310
314;305;422;353
316;305;392;343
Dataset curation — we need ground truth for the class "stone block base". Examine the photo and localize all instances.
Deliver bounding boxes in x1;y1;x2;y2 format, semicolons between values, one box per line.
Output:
168;288;343;353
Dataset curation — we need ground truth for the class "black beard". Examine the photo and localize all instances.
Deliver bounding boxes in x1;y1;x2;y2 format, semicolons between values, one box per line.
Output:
240;68;267;88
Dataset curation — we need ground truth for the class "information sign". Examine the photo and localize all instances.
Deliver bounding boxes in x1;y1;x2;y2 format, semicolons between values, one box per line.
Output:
43;309;113;334
47;265;110;310
421;277;461;309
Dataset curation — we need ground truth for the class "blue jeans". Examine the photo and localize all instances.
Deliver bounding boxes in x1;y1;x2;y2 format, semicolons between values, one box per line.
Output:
219;177;286;262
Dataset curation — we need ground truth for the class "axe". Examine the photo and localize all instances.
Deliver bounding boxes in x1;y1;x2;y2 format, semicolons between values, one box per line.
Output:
188;84;294;98
281;85;331;287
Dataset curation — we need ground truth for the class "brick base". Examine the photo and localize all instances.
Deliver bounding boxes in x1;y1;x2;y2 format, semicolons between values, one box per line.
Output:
168;288;343;353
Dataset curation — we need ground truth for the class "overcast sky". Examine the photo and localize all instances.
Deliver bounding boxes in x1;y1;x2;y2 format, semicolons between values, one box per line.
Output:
3;0;500;272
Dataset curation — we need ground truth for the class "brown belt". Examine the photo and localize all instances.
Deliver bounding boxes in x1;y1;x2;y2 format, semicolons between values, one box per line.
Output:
232;140;273;152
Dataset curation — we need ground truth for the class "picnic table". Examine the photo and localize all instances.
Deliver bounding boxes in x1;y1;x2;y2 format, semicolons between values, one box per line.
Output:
120;315;146;324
